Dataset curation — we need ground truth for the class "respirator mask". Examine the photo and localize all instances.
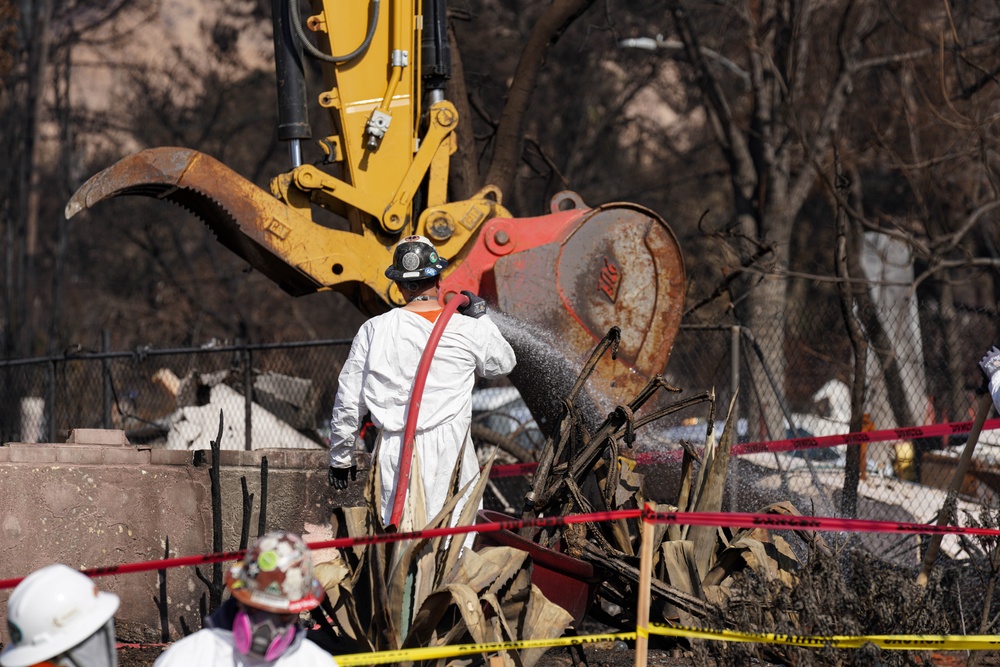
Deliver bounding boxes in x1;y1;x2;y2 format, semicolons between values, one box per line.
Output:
232;606;298;661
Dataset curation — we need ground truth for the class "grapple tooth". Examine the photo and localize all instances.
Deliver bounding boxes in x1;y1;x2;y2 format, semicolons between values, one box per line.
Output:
65;148;199;218
66;148;324;297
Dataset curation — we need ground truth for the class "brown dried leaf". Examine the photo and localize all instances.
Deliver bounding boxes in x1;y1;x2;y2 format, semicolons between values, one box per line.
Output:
658;540;703;626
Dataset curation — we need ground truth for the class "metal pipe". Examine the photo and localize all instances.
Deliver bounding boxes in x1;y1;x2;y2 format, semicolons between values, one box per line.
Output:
730;325;739;428
379;65;404;115
244;346;253;452
387;292;470;529
102;329;112;429
288;139;303;168
420;0;450;94
46;360;55;443
375;0;408;116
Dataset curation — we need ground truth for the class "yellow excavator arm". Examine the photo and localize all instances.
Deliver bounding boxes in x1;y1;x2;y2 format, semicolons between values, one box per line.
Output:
69;0;499;309
66;0;687;419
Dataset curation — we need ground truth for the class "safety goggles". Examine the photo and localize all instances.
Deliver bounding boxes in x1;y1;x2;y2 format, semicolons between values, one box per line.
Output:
27;659;91;667
30;620;117;667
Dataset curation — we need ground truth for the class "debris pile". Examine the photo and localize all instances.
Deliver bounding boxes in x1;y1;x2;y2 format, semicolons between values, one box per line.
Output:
513;327;815;633
312;444;571;667
309;327;821;663
506;326;971;667
149;368;324;451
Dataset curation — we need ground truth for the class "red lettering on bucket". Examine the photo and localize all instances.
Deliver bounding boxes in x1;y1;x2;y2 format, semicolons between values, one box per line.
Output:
597;256;621;302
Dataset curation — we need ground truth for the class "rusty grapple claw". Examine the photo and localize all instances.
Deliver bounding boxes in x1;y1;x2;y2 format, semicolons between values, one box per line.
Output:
66;147;326;297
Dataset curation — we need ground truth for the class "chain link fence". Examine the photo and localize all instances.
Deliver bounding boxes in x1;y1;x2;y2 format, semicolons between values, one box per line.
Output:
0;338;353;451
3;290;999;561
660;287;1000;571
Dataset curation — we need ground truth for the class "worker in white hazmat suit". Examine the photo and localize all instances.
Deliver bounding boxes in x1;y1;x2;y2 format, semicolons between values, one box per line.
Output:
328;235;516;528
153;531;335;667
1;564;119;667
981;346;1000;412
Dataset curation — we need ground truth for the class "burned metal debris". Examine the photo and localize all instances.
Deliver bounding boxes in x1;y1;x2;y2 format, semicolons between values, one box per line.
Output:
511;326;813;633
311;326;816;664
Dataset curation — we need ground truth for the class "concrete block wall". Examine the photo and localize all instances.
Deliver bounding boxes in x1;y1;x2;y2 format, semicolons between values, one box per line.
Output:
0;430;368;642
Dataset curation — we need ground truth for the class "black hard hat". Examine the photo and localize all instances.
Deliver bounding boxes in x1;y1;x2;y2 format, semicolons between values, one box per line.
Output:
384;235;448;282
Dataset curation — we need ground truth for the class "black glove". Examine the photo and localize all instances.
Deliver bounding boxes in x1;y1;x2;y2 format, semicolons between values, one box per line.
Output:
458;290;487;318
328;465;356;490
980;346;1000;394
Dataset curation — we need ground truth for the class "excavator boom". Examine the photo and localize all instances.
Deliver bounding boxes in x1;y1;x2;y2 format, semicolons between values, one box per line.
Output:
66;0;687;420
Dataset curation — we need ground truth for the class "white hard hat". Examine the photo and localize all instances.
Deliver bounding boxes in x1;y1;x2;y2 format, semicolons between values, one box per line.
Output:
1;564;120;667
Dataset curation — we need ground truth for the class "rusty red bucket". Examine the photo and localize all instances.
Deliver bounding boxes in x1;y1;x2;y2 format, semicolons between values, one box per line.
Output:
477;509;604;625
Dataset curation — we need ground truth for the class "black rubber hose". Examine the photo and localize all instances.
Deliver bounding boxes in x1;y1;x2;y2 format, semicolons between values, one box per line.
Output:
290;0;379;64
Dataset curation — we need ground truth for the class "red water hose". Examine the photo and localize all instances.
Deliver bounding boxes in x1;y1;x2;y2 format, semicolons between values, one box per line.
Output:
387;293;470;529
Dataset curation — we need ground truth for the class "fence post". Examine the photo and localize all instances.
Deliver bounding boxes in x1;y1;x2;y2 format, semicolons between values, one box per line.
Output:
102;329;112;429
46;359;56;443
634;503;654;667
244;345;253;451
730;324;740;429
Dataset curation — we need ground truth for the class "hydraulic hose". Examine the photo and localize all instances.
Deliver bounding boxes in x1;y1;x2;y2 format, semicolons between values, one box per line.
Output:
387;293;470;529
290;0;379;64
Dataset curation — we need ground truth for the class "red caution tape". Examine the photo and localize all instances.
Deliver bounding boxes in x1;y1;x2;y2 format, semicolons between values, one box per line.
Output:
488;461;538;478
3;506;998;591
639;508;1000;538
734;417;1000;457
644;418;1000;463
0;548;249;590
0;510;637;590
489;418;1000;475
6;420;994;589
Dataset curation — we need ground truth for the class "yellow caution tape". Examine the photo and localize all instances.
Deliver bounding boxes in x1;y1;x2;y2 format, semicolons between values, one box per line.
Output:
648;623;1000;651
332;623;1000;664
334;632;636;666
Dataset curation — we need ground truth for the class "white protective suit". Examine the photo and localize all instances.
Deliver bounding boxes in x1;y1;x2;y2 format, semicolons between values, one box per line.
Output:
329;307;516;526
979;348;1000;413
152;628;335;667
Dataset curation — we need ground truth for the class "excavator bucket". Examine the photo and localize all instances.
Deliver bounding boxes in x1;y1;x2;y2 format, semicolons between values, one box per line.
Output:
65;147;327;297
440;191;686;431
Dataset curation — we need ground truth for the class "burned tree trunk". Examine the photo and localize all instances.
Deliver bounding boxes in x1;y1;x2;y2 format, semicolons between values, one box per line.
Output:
833;160;868;518
483;0;597;197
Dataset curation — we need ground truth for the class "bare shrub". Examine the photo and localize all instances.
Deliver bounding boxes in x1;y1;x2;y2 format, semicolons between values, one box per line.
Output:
691;547;952;667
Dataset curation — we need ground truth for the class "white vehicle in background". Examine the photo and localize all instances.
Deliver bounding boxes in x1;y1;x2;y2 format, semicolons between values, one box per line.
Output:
471;386;542;513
